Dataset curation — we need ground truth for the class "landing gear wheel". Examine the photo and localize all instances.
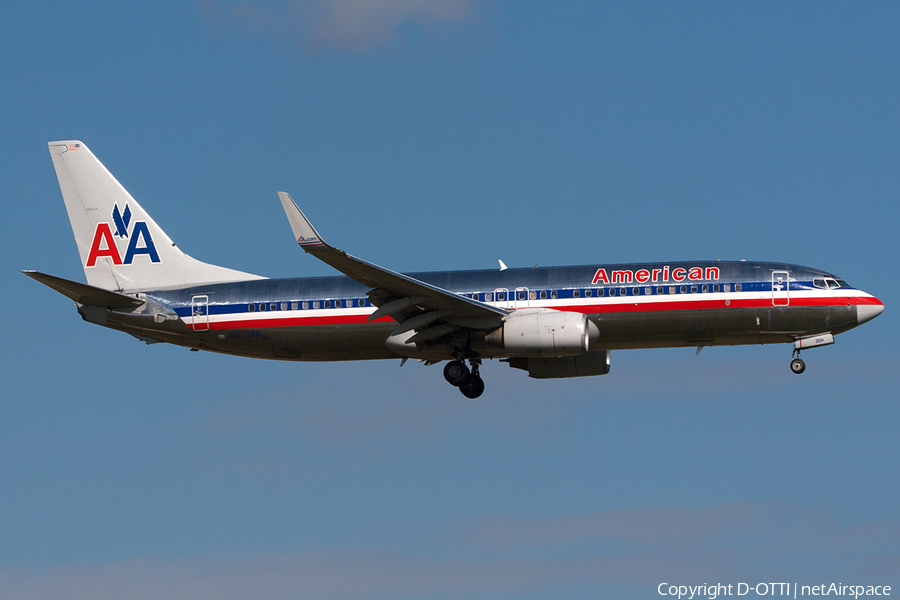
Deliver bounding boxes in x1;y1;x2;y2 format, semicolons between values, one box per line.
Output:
790;357;806;374
459;374;485;399
443;360;469;386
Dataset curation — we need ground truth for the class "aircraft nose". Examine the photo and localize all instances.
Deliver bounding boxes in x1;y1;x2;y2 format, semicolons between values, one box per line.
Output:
857;298;884;325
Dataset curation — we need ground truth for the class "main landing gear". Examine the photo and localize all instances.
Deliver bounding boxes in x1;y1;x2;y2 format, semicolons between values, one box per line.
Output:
443;359;485;398
790;349;806;374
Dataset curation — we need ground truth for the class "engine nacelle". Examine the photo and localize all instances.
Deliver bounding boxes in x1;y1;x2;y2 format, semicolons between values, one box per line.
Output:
507;350;611;379
485;309;599;357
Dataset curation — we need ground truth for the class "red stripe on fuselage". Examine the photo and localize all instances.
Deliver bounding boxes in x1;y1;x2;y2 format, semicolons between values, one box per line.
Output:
206;313;392;330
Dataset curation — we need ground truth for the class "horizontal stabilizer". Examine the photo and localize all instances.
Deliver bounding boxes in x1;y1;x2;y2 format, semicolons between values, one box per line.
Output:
22;270;144;309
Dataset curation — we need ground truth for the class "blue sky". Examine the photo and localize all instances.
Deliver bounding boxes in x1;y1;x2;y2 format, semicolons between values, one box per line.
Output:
1;2;898;598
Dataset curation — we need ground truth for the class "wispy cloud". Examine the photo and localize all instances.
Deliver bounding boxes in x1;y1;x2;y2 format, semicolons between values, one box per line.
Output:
465;503;763;550
0;550;686;600
0;549;760;600
5;504;897;599
199;0;477;51
461;502;900;582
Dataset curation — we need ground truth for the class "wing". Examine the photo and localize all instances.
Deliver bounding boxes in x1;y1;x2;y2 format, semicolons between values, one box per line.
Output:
279;193;506;343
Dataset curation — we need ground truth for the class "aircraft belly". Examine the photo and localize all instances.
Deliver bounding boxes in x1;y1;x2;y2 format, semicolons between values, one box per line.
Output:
107;314;398;361
274;324;397;360
590;304;856;350
198;323;397;361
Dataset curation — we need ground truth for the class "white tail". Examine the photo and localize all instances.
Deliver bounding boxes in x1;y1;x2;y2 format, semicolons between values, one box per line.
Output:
49;141;264;291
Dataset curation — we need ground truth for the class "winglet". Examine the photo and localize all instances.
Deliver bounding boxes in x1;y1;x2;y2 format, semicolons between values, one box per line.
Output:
278;192;325;249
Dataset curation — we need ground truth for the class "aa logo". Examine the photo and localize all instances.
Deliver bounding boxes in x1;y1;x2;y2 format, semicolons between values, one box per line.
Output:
86;203;160;267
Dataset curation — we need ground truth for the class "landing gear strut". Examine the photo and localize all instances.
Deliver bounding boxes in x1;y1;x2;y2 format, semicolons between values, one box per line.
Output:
459;360;485;399
790;349;806;374
444;358;485;398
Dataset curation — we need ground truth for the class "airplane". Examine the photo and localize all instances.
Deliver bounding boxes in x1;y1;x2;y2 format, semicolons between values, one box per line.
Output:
24;141;884;398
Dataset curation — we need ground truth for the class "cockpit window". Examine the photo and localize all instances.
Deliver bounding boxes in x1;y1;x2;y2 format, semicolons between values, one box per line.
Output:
813;279;826;289
826;278;841;290
836;279;851;288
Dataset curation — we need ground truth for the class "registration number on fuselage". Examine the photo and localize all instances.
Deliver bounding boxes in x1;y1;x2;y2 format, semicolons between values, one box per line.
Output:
228;330;262;338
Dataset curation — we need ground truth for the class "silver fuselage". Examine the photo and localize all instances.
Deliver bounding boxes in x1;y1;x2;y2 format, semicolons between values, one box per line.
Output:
91;260;881;362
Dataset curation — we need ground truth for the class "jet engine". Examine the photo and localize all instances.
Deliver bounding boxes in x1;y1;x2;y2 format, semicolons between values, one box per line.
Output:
485;309;600;357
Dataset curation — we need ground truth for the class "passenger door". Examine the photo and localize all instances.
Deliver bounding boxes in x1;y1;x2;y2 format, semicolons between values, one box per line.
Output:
772;271;790;306
191;295;209;331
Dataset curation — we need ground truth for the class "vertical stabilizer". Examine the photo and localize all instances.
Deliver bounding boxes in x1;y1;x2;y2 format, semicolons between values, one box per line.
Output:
48;141;264;291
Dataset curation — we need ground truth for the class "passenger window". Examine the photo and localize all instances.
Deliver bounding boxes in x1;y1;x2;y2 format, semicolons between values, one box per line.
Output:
248;304;255;312
702;285;709;293
644;287;652;295
585;289;592;297
540;291;547;299
724;283;731;292
313;301;320;309
302;301;308;310
281;302;288;310
259;303;266;311
657;287;663;295
735;284;742;292
497;292;505;301
681;286;687;294
691;285;698;293
551;290;558;299
573;290;580;298
485;293;492;302
270;303;277;311
529;291;536;300
669;286;676;294
713;284;719;293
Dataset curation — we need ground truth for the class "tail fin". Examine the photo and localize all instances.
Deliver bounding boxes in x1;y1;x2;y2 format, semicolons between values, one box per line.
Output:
49;141;264;291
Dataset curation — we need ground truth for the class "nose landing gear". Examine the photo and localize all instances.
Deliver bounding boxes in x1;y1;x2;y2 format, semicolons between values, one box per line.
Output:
790;349;806;374
443;358;485;398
